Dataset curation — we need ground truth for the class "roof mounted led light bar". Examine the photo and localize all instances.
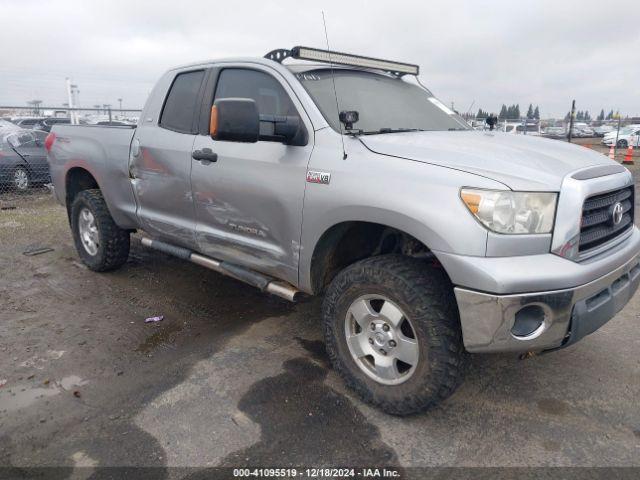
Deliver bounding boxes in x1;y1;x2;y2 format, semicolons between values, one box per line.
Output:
264;46;419;77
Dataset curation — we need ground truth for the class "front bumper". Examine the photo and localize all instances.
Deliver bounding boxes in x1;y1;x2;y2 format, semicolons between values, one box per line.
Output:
450;231;640;353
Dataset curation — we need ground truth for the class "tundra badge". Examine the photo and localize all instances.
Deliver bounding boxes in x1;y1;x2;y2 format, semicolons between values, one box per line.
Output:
306;171;331;185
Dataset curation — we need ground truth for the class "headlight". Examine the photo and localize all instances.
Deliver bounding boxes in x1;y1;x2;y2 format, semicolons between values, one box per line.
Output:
460;188;557;234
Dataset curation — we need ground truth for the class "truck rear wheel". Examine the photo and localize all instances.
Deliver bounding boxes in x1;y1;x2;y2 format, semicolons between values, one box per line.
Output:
70;189;130;271
322;254;465;415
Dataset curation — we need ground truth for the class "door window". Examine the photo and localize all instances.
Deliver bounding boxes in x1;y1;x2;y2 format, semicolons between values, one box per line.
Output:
160;70;205;133
214;69;299;135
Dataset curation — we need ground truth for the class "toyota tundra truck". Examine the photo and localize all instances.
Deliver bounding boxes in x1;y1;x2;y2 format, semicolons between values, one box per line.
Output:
46;46;640;415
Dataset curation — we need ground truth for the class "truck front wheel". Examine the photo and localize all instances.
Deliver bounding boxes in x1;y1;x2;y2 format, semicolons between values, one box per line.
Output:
70;189;130;271
322;254;465;415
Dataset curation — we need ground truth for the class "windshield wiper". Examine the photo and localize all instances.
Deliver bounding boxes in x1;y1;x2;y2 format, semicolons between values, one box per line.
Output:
352;128;426;136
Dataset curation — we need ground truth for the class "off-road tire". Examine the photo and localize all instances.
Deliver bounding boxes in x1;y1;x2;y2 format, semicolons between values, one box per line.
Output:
70;189;130;271
323;254;465;415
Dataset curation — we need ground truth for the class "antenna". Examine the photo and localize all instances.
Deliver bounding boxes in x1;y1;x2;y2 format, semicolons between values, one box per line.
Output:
465;100;475;116
322;11;347;160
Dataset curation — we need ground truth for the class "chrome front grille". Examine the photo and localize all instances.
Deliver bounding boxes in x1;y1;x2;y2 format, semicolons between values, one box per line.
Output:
579;186;634;253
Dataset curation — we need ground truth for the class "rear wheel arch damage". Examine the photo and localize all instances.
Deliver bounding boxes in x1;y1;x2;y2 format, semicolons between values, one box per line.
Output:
65;167;99;219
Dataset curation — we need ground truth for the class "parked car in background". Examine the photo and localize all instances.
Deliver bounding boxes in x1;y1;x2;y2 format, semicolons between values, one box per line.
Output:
10;117;45;129
0;129;50;191
11;117;44;128
602;126;640;148
570;126;595;138
594;125;615;137
32;117;86;132
542;126;565;138
602;126;640;143
503;122;541;135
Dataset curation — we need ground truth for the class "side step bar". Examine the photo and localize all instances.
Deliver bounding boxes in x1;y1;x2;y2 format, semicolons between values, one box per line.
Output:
140;237;301;302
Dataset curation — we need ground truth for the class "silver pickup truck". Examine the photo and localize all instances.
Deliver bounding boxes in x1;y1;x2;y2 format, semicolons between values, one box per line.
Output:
47;46;640;415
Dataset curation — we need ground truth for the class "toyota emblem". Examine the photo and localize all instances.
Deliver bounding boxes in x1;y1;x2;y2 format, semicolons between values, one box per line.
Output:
611;202;624;226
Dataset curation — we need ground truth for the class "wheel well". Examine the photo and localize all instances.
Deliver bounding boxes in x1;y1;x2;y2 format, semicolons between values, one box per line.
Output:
65;168;99;214
310;222;439;294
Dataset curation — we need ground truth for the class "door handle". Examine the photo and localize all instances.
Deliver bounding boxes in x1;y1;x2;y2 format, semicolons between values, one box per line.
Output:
192;148;218;163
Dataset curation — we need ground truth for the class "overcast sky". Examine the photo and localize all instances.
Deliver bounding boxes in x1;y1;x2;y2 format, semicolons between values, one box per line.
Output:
1;0;638;118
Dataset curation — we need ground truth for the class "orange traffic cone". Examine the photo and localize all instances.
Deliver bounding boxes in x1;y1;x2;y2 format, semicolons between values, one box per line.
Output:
623;145;634;165
608;146;615;160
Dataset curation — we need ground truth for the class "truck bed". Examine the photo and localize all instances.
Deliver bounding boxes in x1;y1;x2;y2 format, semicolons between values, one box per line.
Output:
48;124;139;229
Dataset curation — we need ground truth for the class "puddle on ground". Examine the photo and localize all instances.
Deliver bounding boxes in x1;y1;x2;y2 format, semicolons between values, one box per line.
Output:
537;398;570;416
294;337;328;366
0;375;89;412
217;357;401;468
542;439;561;452
136;322;183;354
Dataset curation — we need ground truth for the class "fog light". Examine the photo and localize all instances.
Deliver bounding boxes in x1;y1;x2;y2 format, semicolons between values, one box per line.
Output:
512;305;546;337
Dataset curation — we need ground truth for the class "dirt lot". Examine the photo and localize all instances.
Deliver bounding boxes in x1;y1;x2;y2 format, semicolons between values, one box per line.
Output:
571;136;640;161
1;162;640;478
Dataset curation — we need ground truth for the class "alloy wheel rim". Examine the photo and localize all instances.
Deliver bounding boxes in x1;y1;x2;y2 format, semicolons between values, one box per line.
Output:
78;208;99;256
14;169;28;190
344;294;419;385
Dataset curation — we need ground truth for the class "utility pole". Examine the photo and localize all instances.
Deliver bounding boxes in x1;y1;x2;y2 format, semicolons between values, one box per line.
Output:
66;78;76;124
118;98;122;110
567;99;576;143
613;113;622;160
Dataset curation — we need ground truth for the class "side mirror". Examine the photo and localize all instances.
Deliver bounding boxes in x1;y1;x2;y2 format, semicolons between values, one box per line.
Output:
210;98;259;143
259;114;307;146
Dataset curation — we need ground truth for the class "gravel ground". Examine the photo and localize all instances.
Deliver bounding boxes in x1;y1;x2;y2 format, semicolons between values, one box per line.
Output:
0;163;639;479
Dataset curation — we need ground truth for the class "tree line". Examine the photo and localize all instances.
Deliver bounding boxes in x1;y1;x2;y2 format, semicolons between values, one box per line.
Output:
476;104;540;120
563;109;619;121
477;105;620;121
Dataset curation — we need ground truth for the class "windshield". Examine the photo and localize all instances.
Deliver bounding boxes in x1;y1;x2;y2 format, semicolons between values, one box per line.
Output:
296;69;468;133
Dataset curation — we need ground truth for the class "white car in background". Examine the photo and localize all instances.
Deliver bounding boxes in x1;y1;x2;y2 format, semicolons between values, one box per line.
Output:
602;126;640;148
503;122;541;135
594;125;615;137
574;127;595;138
543;126;566;138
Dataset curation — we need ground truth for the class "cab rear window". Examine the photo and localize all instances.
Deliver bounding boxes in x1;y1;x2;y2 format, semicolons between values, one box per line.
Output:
160;70;205;133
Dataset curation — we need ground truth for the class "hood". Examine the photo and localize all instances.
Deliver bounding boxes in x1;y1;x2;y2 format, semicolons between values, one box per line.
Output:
359;130;613;190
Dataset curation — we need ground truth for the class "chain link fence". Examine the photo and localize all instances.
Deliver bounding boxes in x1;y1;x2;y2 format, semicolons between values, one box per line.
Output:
0;129;52;202
0;106;141;204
